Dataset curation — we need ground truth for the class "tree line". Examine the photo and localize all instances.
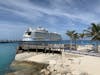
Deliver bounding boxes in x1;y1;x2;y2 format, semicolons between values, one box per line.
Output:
66;23;100;52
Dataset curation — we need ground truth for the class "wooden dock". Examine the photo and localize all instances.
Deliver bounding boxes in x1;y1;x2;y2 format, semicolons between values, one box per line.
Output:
17;43;66;54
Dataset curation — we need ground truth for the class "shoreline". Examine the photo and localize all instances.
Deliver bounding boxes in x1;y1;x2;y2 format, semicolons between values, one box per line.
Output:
6;60;48;75
6;51;100;75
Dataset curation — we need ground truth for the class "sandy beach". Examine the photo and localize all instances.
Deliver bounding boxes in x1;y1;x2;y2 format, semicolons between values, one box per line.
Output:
10;51;100;75
5;51;100;75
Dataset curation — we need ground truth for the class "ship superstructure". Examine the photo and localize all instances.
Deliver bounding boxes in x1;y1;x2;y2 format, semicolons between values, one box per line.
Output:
23;27;62;41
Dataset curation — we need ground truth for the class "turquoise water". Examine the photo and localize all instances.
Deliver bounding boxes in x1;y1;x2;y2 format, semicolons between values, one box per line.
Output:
0;43;18;75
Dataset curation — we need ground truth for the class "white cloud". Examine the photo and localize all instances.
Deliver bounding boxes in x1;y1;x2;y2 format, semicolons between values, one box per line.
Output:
0;0;100;39
0;0;99;24
0;21;29;40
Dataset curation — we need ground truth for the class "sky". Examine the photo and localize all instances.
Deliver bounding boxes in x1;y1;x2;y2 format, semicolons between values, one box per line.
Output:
0;0;100;40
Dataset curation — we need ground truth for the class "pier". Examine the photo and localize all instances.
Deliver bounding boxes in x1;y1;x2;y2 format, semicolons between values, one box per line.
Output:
17;43;64;54
16;41;77;54
0;40;21;43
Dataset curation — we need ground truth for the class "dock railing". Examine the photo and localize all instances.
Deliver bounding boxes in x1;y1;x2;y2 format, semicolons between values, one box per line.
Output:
17;40;100;54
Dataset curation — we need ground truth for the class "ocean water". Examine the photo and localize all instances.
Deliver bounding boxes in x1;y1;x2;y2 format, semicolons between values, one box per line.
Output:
0;43;18;75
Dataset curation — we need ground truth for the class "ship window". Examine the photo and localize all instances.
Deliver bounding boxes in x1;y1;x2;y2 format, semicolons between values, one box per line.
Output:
27;32;32;35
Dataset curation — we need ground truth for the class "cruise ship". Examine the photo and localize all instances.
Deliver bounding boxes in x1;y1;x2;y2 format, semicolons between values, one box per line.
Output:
22;27;62;41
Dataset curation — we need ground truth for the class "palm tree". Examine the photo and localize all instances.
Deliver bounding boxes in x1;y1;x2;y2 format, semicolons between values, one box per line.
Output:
66;30;75;50
79;33;85;40
84;23;100;52
73;33;79;50
66;30;79;50
79;33;85;44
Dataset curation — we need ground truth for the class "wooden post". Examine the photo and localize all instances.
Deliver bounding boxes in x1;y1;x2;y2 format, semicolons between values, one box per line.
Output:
36;45;38;54
60;44;62;54
52;45;54;55
44;47;46;55
49;45;51;55
45;44;46;54
28;44;30;53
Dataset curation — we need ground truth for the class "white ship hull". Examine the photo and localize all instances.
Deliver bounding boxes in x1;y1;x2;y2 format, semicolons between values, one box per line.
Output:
23;27;62;41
